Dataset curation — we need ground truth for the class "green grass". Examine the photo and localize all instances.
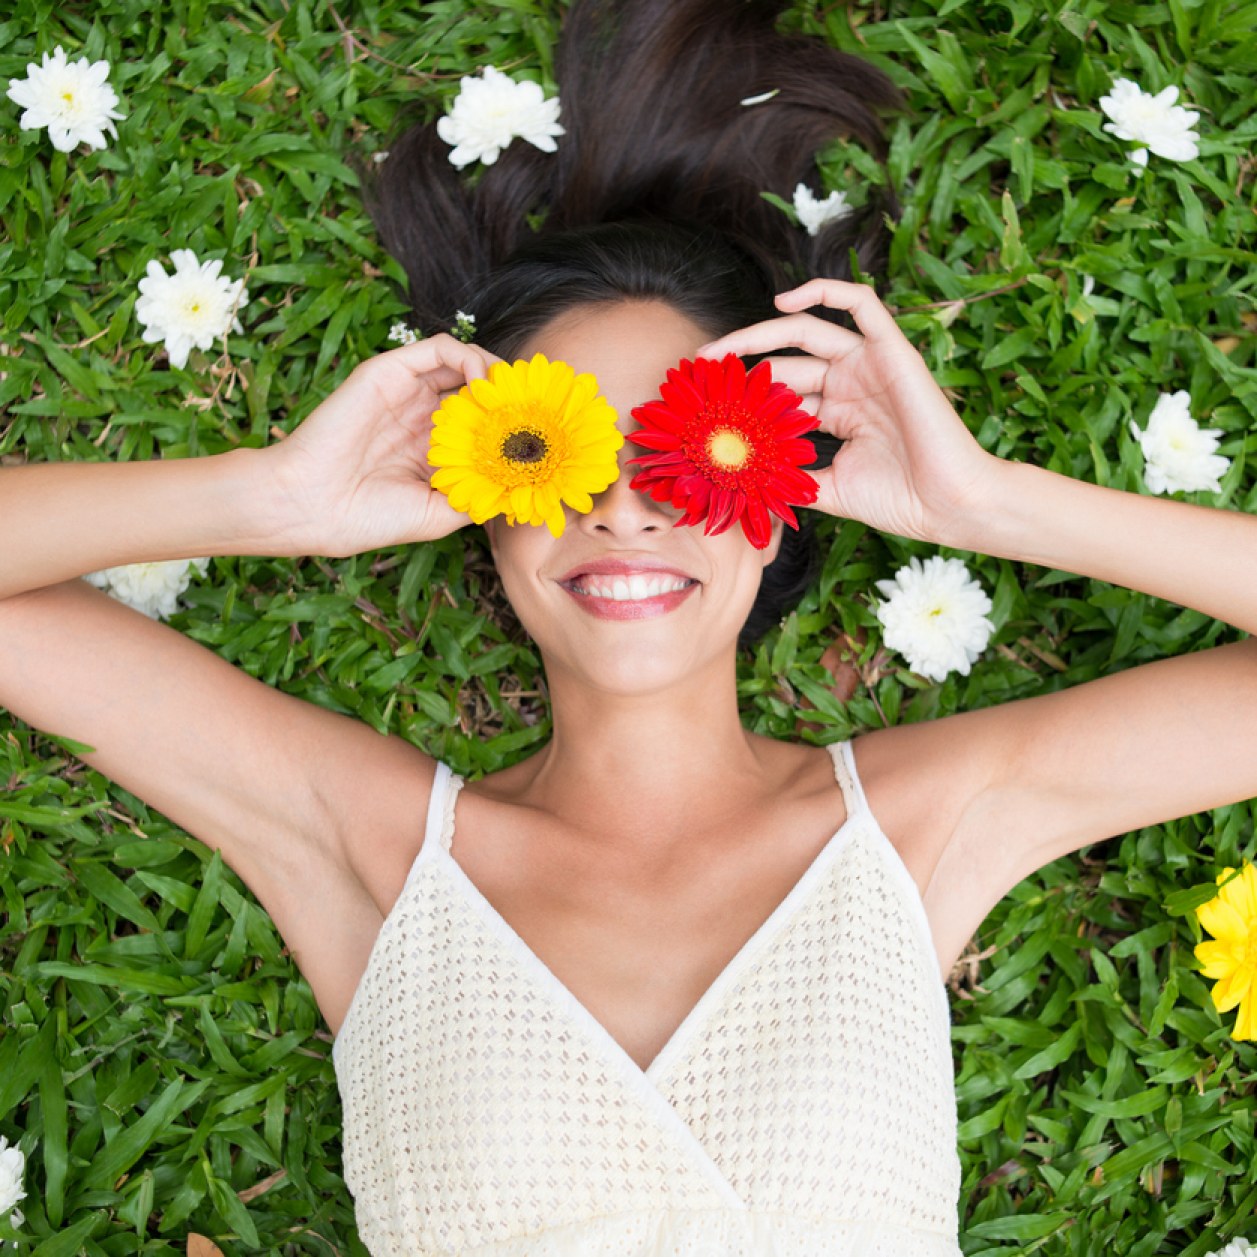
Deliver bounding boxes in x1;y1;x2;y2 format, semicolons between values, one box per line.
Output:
2;0;1256;1252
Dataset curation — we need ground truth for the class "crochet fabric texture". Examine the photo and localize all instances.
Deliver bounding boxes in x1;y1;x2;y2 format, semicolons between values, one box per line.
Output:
333;740;962;1256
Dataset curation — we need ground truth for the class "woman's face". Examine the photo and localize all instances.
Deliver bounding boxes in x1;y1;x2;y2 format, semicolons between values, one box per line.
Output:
485;300;783;697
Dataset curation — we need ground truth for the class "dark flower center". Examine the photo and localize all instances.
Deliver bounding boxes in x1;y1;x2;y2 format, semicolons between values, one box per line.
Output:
502;429;548;464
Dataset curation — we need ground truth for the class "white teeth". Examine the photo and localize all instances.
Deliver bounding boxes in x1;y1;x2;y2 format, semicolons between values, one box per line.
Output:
572;574;693;601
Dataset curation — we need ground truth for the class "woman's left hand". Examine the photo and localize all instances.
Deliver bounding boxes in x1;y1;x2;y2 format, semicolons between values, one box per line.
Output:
696;278;1003;545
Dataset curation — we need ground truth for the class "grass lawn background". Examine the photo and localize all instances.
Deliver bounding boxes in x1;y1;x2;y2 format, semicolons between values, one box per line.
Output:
1;0;1256;1252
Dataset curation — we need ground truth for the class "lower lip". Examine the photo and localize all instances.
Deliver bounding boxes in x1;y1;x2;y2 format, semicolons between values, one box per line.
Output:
560;581;699;620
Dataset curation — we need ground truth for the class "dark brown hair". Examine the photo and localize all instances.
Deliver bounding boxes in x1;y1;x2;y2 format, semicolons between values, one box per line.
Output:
351;0;902;645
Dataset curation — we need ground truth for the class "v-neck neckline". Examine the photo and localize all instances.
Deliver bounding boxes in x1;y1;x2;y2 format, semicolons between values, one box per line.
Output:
434;742;864;1089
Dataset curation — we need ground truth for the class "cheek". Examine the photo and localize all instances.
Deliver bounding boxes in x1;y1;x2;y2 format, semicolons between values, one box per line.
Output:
486;523;550;619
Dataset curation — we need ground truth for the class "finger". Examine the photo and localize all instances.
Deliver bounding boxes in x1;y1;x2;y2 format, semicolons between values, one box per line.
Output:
794;392;822;419
773;279;904;343
696;313;865;363
419;489;476;541
385;333;499;382
424;365;482;396
752;356;830;399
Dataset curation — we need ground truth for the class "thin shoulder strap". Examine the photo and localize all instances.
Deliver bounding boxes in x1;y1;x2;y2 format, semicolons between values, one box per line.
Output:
426;760;452;837
410;761;453;878
403;761;462;890
827;739;868;819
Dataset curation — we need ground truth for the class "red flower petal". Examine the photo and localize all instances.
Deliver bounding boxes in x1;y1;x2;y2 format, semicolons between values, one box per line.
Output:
625;354;822;549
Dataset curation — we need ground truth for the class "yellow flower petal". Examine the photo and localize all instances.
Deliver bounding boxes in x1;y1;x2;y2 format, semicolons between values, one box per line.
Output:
1233;992;1257;1040
422;353;622;530
1197;896;1249;945
1210;966;1253;1014
507;483;534;521
1221;863;1257;920
1195;938;1240;979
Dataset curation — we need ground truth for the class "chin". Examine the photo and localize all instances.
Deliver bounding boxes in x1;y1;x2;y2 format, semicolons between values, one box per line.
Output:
539;622;741;699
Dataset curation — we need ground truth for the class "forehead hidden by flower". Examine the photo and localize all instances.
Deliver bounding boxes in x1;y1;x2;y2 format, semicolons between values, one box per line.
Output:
426;354;622;538
627;355;820;549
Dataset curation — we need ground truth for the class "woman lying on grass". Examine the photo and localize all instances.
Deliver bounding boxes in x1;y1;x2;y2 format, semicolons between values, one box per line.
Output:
3;1;1256;1253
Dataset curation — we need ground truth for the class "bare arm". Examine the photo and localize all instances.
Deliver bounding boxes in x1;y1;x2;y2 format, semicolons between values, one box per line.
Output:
702;278;1257;972
1;337;494;1026
953;456;1257;635
0;446;283;598
911;456;1257;965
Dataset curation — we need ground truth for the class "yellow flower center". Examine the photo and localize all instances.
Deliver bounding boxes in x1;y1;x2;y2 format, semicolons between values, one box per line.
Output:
707;428;751;470
477;404;563;486
62;91;75;103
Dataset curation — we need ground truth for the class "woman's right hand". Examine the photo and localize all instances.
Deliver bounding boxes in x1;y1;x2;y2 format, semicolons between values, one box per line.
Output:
259;334;501;558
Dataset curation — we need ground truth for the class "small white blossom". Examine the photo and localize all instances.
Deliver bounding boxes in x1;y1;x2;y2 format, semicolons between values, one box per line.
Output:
874;556;994;683
371;149;389;164
1130;390;1229;495
0;1136;26;1220
135;250;249;370
388;322;420;345
1203;1240;1257;1257
792;182;853;236
451;310;477;342
84;558;210;621
740;89;779;106
6;45;124;152
436;66;564;169
1098;77;1200;167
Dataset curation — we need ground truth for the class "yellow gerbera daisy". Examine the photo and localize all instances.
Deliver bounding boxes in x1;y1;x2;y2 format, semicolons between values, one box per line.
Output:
1194;862;1257;1041
427;353;623;538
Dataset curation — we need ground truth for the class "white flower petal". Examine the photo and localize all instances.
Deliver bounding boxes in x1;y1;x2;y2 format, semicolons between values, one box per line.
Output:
437;65;564;168
84;558;210;620
0;1136;27;1217
133;250;249;369
874;556;994;683
1202;1238;1257;1257
1131;390;1230;495
4;45;123;152
792;182;853;236
1097;75;1200;168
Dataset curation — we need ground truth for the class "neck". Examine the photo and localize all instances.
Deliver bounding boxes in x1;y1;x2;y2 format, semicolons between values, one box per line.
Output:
521;653;770;855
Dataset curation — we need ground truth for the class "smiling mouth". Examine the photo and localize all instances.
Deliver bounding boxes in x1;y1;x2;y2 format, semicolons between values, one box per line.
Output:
564;573;698;602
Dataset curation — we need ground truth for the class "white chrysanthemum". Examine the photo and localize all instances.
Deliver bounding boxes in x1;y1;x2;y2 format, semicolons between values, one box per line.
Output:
1203;1239;1257;1257
0;1137;25;1218
1098;77;1200;167
792;182;853;236
435;66;564;169
84;558;210;621
6;45;124;153
1130;390;1229;494
135;249;249;369
874;556;994;683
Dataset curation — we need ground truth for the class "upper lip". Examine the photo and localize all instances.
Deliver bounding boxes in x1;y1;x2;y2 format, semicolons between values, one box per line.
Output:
558;558;698;584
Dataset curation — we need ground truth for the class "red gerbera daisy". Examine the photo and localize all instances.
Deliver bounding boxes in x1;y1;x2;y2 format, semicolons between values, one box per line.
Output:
627;354;821;549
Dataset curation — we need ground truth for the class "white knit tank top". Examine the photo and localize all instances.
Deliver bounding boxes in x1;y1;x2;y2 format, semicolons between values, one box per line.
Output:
333;739;961;1256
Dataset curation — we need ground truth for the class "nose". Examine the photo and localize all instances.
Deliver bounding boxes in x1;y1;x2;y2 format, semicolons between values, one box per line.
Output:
577;441;677;538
